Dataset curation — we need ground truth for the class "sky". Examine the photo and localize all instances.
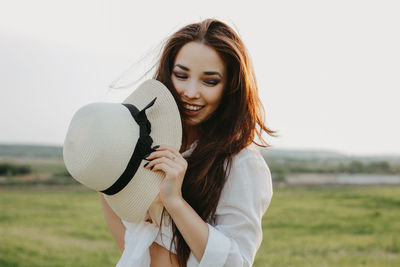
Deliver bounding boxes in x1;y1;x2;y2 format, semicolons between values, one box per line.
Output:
0;0;399;156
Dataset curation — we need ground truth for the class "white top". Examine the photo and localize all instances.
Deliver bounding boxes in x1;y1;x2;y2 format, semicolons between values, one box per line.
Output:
117;141;273;267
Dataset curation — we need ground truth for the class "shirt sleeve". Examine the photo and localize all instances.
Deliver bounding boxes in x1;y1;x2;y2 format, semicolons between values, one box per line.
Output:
187;152;274;267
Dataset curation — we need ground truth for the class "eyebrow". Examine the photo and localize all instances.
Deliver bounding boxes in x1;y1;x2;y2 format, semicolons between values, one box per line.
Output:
174;64;223;79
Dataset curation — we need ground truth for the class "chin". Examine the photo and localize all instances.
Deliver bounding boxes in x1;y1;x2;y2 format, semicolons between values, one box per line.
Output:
183;118;199;126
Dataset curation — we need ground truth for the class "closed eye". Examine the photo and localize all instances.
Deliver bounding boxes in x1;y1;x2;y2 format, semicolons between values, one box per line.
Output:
204;79;219;86
173;72;219;86
173;72;187;79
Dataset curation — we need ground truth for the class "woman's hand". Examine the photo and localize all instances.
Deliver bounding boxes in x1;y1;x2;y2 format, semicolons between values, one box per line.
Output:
144;145;187;209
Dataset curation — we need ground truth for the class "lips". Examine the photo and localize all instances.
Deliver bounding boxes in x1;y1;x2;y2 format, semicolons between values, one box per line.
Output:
182;101;204;107
182;102;205;112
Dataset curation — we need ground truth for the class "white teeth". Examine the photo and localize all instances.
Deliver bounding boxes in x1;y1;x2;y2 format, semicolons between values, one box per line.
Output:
183;104;204;111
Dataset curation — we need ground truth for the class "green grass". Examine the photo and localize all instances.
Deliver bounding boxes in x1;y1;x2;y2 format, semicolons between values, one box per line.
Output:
0;187;120;267
255;186;400;266
1;185;399;266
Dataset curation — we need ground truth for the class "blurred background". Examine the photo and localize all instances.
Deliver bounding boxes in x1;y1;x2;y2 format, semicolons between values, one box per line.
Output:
1;0;399;266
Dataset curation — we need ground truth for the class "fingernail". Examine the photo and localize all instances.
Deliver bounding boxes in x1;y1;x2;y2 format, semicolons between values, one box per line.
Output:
150;166;154;170
152;145;160;150
144;162;149;168
144;153;151;158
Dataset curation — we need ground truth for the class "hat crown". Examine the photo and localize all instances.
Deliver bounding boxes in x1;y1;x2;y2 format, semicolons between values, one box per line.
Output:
62;79;182;224
63;102;139;191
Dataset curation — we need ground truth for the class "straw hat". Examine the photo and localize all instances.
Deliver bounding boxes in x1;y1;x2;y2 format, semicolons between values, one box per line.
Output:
63;79;182;224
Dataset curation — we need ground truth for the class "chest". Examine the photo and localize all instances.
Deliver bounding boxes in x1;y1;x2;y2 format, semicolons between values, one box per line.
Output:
149;241;179;267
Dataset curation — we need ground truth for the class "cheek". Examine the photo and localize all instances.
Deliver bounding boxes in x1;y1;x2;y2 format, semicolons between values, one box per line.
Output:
206;87;224;106
171;77;184;95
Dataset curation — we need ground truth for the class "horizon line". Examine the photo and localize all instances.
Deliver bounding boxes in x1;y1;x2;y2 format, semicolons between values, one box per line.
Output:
1;141;400;158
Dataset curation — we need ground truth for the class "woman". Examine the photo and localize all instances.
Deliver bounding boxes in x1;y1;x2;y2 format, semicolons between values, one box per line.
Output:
99;18;278;267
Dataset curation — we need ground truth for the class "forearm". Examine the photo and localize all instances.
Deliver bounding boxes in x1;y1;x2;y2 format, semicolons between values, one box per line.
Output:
164;198;209;262
98;192;126;252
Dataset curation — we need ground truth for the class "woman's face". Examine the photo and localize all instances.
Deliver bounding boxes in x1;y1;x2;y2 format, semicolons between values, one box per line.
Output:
171;41;227;126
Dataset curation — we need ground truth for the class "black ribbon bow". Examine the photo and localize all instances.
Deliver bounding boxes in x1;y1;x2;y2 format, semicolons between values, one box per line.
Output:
101;97;157;195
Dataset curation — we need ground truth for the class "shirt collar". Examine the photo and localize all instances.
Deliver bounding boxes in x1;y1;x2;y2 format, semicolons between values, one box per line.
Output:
181;139;198;158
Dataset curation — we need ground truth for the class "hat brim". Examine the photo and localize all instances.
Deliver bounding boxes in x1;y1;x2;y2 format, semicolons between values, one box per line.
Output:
103;79;182;223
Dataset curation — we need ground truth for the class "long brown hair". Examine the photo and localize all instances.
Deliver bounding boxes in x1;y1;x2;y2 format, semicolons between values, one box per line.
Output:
153;18;278;266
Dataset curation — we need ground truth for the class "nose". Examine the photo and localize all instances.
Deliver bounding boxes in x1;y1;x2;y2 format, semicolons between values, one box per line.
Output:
183;81;200;99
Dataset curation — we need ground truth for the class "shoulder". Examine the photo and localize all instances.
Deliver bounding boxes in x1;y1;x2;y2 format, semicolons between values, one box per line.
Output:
231;143;267;166
219;143;273;206
226;143;271;181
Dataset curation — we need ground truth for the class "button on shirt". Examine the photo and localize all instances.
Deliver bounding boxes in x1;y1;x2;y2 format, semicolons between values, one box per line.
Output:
117;141;273;267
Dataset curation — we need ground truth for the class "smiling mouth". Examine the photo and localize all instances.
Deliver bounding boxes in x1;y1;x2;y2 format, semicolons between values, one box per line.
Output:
182;103;205;111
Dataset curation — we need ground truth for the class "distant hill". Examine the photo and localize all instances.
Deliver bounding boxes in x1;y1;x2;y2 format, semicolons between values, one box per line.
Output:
261;147;400;164
1;143;400;164
0;144;63;159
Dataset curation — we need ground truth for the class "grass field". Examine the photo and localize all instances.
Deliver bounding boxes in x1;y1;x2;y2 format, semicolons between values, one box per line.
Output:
1;185;399;266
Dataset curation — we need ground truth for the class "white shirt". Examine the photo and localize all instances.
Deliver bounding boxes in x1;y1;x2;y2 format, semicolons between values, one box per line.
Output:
117;141;273;267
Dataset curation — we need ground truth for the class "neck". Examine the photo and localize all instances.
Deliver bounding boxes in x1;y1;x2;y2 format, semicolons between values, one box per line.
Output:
180;125;198;153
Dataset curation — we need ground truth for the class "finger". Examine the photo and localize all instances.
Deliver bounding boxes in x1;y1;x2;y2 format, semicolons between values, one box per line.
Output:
145;150;178;161
148;162;174;174
144;156;177;170
153;144;180;154
147;148;182;162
